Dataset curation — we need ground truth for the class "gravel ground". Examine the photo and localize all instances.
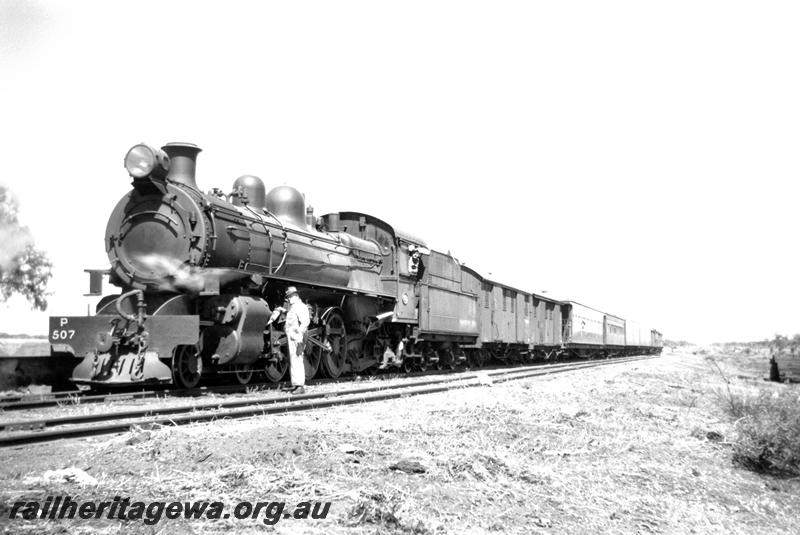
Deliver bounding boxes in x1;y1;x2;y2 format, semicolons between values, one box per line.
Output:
0;351;797;534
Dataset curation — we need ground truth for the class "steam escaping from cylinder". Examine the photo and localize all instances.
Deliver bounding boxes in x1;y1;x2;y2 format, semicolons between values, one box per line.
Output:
135;254;246;293
136;254;205;292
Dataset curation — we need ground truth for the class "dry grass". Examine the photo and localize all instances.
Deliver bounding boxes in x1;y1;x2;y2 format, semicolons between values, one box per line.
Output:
702;351;800;476
0;351;798;534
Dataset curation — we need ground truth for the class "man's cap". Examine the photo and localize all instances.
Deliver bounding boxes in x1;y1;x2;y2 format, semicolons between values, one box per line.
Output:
285;286;299;298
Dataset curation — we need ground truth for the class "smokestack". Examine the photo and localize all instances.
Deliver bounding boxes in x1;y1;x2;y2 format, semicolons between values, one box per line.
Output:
162;142;201;189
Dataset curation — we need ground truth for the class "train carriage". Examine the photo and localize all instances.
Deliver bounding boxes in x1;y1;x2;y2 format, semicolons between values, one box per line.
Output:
621;320;663;356
651;330;664;350
531;293;562;358
563;302;661;358
604;314;626;350
625;319;643;348
561;301;611;358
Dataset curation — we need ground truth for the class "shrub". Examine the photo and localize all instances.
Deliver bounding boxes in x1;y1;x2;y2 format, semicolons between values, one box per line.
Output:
728;391;800;476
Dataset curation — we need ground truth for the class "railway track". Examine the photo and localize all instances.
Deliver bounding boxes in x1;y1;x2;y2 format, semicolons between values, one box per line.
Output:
0;355;656;447
0;363;538;411
0;380;306;411
0;355;633;411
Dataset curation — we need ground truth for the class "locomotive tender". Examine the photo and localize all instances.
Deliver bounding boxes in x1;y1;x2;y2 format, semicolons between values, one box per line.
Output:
49;142;662;388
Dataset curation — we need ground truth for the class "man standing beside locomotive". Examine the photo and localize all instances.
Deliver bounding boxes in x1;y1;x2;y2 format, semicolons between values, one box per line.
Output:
267;286;310;393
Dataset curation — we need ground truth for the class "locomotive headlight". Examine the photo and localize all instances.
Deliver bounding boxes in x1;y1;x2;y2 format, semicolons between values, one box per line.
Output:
124;143;170;179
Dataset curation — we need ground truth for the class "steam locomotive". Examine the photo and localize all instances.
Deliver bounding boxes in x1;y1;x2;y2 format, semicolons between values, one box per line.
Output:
49;142;662;389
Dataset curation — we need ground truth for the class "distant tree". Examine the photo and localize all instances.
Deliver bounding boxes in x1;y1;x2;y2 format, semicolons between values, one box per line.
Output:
664;339;692;348
0;186;52;310
772;334;789;351
770;334;800;357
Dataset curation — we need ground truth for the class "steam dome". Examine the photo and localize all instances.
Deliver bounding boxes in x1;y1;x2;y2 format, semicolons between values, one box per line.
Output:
265;185;307;227
231;175;266;209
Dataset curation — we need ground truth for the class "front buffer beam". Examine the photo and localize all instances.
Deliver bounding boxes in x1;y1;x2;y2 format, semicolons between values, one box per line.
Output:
49;315;199;386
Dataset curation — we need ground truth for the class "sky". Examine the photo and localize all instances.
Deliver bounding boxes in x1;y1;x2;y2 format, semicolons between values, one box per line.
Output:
1;1;798;344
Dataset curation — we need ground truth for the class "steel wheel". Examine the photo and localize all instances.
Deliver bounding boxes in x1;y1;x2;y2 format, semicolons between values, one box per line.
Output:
320;311;347;378
420;348;433;372
452;347;467;369
234;365;253;385
172;345;202;389
263;352;288;383
303;337;322;381
441;348;456;371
